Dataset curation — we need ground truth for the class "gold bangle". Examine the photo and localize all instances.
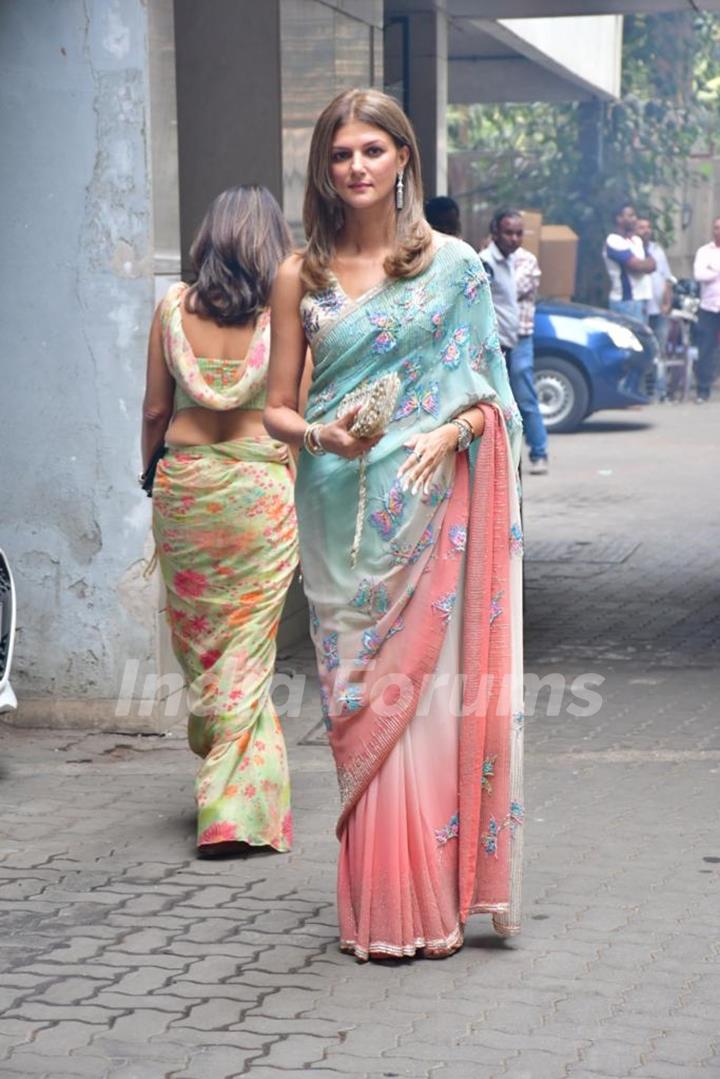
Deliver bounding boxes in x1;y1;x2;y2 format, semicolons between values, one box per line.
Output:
303;422;326;456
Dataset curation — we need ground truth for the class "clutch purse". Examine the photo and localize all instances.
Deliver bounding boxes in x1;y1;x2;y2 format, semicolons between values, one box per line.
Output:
337;372;401;439
337;373;402;567
139;443;167;498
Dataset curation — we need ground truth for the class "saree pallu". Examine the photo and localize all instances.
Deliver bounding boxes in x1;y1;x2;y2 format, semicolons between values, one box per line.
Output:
152;436;298;851
295;238;524;958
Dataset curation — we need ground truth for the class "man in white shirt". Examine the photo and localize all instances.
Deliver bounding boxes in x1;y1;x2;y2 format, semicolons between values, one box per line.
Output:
635;216;672;341
604;202;655;318
636;216;673;398
692;215;720;402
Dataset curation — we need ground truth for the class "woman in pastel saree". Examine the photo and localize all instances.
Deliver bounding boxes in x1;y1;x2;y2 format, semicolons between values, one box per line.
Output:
265;91;524;959
141;187;298;856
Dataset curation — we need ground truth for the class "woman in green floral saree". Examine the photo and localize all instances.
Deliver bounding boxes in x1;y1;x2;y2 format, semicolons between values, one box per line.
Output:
266;91;524;959
142;187;298;855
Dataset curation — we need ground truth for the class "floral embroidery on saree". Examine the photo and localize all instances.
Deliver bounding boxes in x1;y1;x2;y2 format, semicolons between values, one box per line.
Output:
441;325;470;369
390;525;434;567
435;812;460;846
350;578;391;618
510;522;524;556
320;632;340;671
432;591;457;626
393;381;441;422
482;756;497;793
482;801;525;857
448;523;467;555
368;479;406;541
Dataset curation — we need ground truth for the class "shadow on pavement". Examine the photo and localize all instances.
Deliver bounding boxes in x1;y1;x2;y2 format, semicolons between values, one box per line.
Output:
570;417;654;434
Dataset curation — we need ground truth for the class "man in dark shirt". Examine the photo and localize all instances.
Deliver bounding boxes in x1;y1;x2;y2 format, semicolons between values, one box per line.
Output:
425;196;462;238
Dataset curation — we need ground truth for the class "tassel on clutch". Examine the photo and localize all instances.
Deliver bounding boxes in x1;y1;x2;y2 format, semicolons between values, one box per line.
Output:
336;373;402;567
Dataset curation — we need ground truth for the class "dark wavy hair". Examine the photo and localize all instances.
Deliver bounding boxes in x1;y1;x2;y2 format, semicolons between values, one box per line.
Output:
186;185;292;325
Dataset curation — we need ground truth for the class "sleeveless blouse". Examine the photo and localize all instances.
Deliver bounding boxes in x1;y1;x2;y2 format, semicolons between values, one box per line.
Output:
299;275;393;354
300;284;350;352
160;282;269;413
299;241;453;353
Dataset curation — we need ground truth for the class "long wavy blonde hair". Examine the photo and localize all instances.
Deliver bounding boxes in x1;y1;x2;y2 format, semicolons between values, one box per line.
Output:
301;88;433;291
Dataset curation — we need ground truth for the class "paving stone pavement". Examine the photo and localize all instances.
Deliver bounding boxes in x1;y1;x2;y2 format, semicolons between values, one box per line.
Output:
1;400;719;1079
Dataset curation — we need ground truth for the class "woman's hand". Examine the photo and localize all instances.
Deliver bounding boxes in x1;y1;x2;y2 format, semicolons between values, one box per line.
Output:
315;406;385;460
396;424;458;494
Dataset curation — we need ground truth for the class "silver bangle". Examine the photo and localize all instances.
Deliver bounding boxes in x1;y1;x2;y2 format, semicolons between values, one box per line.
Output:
451;418;474;453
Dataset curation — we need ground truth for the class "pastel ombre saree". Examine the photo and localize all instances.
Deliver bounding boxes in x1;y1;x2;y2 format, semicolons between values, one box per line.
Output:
152;284;298;852
296;238;525;958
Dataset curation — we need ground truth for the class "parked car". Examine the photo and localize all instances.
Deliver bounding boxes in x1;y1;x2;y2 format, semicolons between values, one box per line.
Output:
533;300;657;432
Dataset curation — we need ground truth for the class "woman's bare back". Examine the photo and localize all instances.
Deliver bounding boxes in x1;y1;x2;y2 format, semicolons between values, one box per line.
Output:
166;301;266;446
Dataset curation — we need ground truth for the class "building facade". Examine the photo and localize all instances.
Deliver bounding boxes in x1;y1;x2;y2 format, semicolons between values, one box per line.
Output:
2;0;716;728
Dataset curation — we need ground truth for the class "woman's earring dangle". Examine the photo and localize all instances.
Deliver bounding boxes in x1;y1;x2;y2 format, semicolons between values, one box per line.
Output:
395;169;405;211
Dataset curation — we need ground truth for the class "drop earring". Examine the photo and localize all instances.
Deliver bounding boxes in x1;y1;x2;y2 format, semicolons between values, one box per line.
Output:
395;169;405;211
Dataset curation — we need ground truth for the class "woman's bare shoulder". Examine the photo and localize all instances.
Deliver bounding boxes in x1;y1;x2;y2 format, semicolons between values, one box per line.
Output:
277;252;305;284
273;253;306;304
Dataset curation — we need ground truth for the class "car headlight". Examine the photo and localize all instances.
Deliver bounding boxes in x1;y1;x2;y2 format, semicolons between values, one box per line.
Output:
584;318;644;352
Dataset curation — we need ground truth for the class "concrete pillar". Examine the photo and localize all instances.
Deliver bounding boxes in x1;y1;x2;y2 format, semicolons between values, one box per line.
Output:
386;9;448;199
173;0;284;275
278;0;384;238
147;0;181;288
173;0;384;257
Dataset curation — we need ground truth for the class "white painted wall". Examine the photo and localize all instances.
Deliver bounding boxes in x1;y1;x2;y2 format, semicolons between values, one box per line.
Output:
1;0;157;728
496;15;623;99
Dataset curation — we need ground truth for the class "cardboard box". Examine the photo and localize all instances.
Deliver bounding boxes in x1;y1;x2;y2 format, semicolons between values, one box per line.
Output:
519;209;543;259
539;224;578;300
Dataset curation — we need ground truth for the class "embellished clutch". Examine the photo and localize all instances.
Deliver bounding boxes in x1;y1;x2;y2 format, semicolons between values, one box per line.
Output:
337;372;401;439
336;373;402;567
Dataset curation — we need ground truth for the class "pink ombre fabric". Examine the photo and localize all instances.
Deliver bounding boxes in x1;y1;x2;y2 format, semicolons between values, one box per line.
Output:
335;410;520;957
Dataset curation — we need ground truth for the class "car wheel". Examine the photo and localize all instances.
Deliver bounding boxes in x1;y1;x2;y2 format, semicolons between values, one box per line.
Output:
533;357;590;433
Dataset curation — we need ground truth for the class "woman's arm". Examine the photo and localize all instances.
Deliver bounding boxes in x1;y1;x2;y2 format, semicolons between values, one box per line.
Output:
397;406;486;495
264;257;383;460
141;303;174;470
264;257;309;450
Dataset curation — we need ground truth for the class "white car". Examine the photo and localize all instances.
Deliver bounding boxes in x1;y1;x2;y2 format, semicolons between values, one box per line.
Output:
0;548;17;713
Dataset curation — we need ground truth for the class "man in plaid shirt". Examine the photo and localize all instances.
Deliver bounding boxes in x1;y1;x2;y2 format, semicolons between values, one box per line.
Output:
483;209;549;474
512;242;549;473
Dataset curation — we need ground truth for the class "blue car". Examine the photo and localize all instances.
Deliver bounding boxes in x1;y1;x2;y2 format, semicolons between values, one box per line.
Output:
533;300;657;432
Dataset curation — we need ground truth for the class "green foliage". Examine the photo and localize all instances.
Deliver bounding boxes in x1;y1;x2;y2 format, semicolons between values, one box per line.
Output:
448;13;720;304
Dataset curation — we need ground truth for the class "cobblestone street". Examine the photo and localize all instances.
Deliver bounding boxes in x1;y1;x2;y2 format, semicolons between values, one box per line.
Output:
1;400;719;1079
